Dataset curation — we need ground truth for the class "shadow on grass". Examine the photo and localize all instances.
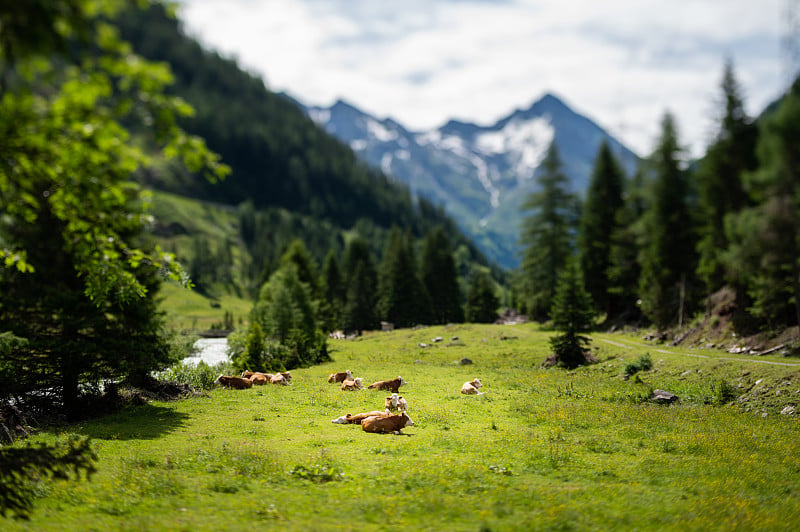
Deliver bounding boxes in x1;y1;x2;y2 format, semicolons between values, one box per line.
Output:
72;403;191;441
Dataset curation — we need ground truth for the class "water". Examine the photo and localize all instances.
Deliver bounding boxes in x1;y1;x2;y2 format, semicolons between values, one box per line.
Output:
185;338;230;366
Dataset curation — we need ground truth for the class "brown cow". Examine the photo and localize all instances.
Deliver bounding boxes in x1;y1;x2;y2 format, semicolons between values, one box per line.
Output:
328;370;352;383
368;376;406;393
384;393;407;414
461;378;484;395
341;377;363;391
331;411;388;424
361;412;415;434
216;375;253;389
279;371;292;384
250;373;271;385
242;371;272;385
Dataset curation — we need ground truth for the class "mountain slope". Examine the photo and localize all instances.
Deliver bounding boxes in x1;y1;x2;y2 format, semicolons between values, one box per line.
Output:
305;94;640;268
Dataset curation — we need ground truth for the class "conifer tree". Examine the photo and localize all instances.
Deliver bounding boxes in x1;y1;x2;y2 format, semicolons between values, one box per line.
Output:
547;259;596;369
420;226;464;324
465;269;499;323
638;113;697;329
725;81;800;328
696;60;758;294
519;143;578;320
578;141;626;317
342;237;378;334
319;250;345;331
279;239;319;296
607;165;648;321
378;227;431;328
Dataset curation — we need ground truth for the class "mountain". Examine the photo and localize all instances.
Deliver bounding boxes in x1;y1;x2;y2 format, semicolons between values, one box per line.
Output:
305;94;640;269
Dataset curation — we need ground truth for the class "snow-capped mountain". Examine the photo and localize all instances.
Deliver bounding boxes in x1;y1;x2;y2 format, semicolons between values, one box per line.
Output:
305;93;639;269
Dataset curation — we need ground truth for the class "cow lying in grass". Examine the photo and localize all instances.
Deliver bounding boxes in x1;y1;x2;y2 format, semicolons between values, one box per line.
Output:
216;375;253;389
270;373;290;385
368;376;405;393
241;371;272;385
328;370;352;383
461;378;484;395
341;377;363;391
384;393;407;414
331;411;387;424
361;412;414;434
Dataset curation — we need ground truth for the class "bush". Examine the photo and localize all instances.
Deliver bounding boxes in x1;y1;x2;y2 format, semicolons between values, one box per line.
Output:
624;353;653;376
712;379;739;406
154;360;233;390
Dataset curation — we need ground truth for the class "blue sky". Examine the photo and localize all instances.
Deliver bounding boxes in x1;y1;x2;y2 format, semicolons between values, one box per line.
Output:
178;0;787;158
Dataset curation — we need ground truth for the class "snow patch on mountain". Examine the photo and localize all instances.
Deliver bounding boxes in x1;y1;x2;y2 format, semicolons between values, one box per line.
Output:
476;116;554;180
367;119;398;143
308;108;330;125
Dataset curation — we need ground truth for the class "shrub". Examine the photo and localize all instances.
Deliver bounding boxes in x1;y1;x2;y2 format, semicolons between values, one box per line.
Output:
154;360;233;390
624;353;653;376
712;379;739;406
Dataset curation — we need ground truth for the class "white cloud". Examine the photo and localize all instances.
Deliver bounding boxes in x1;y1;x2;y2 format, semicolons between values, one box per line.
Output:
177;0;785;158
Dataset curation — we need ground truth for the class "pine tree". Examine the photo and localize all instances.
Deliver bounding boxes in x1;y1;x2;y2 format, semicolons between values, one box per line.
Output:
578;141;626;317
547;259;596;369
519;143;579;320
696;60;758;294
724;81;800;328
465;268;499;323
420;226;464;324
607;165;648;321
279;239;319;296
378;227;431;328
342;237;378;334
319;250;345;331
638;112;698;329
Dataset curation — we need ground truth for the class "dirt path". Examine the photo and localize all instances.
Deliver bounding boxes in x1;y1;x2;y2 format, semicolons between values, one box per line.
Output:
596;335;800;367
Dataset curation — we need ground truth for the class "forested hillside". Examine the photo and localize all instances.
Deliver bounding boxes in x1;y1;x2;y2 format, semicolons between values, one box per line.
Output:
112;2;500;304
115;4;474;246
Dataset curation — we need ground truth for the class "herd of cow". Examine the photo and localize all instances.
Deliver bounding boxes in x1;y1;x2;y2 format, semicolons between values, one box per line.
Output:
214;368;484;436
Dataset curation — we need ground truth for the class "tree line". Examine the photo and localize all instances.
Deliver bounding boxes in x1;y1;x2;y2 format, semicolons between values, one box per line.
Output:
227;227;500;373
517;60;800;337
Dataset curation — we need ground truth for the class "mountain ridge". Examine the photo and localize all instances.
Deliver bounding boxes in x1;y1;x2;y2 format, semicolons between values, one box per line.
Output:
304;93;640;268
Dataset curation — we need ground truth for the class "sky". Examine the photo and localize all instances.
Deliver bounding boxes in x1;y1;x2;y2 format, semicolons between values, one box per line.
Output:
176;0;790;158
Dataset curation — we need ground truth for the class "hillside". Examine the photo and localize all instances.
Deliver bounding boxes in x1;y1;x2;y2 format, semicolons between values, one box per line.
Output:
306;94;640;268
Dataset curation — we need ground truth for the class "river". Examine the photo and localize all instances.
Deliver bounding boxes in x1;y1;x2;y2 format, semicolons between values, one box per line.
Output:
185;337;230;366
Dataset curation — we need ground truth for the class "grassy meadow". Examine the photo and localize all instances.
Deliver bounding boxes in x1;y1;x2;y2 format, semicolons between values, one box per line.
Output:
5;324;800;531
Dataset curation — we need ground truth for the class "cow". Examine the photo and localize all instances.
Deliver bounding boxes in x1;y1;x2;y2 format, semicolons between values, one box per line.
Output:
242;371;272;385
341;377;363;391
328;370;352;383
368;376;406;393
331;411;388;424
461;378;484;395
270;373;289;385
384;393;407;414
215;375;253;389
280;371;292;384
361;412;415;434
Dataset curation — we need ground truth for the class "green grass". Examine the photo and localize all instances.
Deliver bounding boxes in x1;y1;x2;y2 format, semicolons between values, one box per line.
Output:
158;282;251;331
5;324;800;530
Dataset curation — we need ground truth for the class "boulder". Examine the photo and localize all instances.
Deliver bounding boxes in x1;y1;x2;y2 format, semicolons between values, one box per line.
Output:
651;389;679;404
